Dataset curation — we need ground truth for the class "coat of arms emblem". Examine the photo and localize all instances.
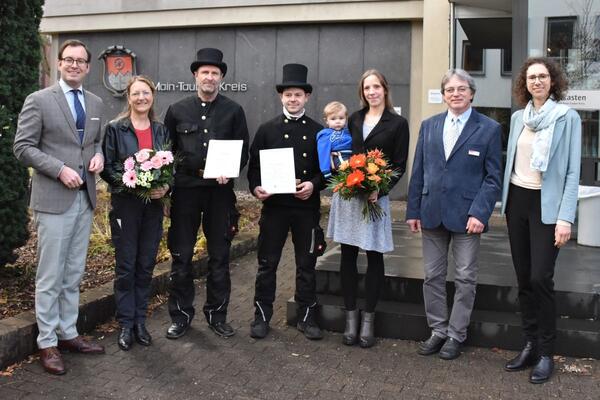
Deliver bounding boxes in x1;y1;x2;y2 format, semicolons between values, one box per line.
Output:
99;45;137;96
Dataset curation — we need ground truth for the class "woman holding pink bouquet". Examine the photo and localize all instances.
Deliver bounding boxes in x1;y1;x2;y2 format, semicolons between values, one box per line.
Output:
327;69;409;347
101;76;172;351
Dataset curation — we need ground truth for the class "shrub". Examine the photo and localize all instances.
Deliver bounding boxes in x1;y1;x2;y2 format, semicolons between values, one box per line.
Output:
0;0;44;267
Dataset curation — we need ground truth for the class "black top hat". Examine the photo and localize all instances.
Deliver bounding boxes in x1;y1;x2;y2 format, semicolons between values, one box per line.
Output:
190;48;227;77
276;63;312;93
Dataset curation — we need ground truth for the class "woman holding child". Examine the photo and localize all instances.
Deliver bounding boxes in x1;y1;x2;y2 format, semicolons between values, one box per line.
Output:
325;69;409;347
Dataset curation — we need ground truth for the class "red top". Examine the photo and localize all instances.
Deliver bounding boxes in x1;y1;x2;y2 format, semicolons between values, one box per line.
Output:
135;126;153;150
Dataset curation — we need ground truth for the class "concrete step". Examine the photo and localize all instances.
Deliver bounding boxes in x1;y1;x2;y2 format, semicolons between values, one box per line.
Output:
286;295;600;359
315;267;600;320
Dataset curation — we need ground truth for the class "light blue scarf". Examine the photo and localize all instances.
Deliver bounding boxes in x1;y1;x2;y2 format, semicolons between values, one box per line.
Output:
522;99;570;172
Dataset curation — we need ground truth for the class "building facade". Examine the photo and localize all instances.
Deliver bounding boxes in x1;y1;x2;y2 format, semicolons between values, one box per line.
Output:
453;0;600;186
40;0;600;195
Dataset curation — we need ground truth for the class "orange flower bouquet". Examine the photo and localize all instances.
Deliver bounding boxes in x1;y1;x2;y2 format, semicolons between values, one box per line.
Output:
328;149;398;221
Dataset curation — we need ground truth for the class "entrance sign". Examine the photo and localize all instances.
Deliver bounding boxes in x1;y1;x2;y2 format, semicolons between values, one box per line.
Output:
561;90;600;111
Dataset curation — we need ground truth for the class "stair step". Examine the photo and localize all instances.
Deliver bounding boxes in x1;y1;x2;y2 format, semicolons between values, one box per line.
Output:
316;268;599;320
286;295;600;359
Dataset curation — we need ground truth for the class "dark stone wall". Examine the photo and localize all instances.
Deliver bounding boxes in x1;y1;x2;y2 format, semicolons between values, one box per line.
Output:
60;21;412;196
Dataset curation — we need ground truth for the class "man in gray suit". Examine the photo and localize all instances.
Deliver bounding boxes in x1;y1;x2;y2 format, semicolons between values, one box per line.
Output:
14;39;106;375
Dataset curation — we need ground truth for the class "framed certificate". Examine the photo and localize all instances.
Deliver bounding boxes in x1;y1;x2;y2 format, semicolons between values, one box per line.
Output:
259;147;296;194
202;139;244;178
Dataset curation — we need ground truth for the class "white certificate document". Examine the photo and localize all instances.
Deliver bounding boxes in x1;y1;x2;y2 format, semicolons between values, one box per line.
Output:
202;140;244;178
259;147;296;194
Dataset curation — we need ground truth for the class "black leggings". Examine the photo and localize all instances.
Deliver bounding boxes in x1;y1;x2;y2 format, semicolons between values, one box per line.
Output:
340;243;385;312
506;184;560;356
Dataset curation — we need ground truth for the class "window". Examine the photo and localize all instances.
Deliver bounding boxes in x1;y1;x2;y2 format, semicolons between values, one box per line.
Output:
580;110;599;158
476;107;511;151
595;15;600;57
462;40;485;75
579;110;600;185
501;48;512;76
546;17;576;66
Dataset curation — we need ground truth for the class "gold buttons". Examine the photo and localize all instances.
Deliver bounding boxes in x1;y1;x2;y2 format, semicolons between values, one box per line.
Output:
284;134;289;139
284;119;289;123
302;136;307;140
303;170;307;174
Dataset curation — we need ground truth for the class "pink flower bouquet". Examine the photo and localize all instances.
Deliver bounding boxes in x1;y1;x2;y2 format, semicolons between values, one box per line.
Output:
116;149;175;204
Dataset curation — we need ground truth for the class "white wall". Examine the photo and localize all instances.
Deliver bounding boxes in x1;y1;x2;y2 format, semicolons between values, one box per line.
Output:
455;23;512;108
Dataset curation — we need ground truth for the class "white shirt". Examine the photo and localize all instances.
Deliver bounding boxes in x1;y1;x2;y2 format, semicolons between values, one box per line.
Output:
443;107;472;138
59;79;86;123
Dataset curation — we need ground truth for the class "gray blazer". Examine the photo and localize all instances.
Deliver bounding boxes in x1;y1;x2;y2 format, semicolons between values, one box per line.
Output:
13;83;105;213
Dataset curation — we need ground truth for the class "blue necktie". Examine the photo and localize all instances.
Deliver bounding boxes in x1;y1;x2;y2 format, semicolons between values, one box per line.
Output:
71;89;85;143
71;89;86;182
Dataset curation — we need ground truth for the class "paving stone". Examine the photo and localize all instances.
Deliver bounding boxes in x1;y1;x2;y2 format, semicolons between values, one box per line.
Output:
0;386;26;399
0;220;598;399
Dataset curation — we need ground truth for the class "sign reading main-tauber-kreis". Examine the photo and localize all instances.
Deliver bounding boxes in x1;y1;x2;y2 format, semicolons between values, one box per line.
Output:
98;45;137;97
156;81;248;92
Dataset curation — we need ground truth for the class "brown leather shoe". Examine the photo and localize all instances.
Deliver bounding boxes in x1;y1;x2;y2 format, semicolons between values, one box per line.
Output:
39;347;66;375
57;336;105;354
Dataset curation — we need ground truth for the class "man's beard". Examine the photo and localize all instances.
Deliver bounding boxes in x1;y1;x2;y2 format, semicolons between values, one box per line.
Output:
199;82;218;96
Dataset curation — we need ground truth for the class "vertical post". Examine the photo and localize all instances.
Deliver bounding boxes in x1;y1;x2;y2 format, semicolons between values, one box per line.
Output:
449;2;456;69
511;0;528;112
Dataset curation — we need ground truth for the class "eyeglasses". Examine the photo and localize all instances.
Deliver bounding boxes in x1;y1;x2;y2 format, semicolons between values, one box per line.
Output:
443;86;470;94
61;57;89;66
130;90;152;98
527;74;550;82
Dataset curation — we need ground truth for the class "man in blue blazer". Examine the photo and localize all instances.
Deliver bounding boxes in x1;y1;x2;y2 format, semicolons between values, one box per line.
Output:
406;69;502;360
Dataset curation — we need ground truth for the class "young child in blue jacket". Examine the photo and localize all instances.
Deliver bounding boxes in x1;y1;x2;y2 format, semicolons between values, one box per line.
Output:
316;101;353;179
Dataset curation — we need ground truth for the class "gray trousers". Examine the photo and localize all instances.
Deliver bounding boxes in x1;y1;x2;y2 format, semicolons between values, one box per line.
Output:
421;226;480;343
33;191;93;349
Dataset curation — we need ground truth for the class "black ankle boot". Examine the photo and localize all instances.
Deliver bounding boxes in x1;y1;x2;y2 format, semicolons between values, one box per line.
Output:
505;341;538;371
530;356;554;384
359;311;375;348
342;309;359;346
118;327;133;351
134;323;152;346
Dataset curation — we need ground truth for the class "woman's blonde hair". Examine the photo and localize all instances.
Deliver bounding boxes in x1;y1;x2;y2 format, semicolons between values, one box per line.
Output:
117;75;158;121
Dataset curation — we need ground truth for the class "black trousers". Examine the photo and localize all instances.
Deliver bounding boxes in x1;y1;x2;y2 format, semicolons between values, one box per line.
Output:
110;194;163;328
253;206;320;323
167;185;238;325
506;184;560;356
340;244;385;313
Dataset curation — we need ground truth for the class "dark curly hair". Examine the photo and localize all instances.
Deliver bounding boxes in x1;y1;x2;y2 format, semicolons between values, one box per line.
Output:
513;57;569;107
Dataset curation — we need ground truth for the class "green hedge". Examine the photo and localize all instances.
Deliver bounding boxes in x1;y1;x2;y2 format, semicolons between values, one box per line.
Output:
0;0;44;267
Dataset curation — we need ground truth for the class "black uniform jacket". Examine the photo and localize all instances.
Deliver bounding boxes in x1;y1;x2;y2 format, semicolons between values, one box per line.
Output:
164;93;249;188
247;114;325;209
348;108;410;193
101;118;171;192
